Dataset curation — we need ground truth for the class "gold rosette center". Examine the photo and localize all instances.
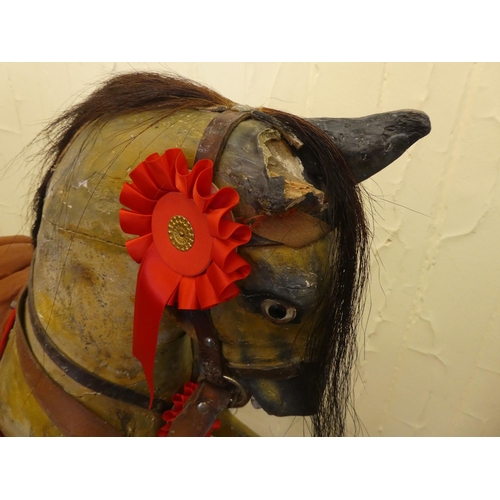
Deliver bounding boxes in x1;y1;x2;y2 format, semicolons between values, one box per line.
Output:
168;215;194;251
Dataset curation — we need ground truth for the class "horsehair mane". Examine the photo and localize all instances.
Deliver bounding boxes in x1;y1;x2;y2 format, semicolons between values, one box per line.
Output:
31;72;369;436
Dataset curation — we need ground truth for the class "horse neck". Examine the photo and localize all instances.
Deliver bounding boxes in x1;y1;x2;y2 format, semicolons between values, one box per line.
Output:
26;245;194;435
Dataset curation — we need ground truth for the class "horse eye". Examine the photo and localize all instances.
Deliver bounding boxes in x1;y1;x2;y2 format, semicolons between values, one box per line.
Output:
260;299;296;324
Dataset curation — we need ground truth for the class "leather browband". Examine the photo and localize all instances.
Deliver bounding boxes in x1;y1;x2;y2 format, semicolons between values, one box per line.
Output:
194;110;251;165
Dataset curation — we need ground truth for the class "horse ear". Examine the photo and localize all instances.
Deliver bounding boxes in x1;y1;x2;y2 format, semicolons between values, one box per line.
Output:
307;110;431;183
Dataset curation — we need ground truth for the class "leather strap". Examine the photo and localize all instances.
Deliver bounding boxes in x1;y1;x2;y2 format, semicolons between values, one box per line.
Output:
188;310;226;385
195;110;251;165
27;271;171;413
14;298;122;437
165;111;254;436
167;380;233;437
192;111;253;391
171;109;304;435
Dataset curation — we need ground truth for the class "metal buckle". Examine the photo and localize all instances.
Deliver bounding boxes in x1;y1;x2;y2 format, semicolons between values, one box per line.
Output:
223;375;251;408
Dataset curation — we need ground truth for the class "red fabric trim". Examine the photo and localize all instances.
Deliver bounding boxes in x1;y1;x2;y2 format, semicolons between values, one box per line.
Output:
157;382;220;437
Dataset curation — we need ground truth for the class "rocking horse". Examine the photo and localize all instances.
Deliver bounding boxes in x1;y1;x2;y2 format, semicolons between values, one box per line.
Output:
0;72;430;436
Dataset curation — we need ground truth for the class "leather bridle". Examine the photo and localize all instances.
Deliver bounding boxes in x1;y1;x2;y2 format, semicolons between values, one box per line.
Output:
166;110;255;436
19;108;304;436
166;109;307;435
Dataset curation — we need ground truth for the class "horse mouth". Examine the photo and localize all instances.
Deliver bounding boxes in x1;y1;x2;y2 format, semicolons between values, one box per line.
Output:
239;366;320;417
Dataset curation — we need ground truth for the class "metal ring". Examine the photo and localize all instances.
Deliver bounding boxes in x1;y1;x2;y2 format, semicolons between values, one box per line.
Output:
223;375;251;408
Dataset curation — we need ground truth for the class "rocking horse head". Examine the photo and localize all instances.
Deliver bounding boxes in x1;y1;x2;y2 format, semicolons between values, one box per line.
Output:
22;72;429;436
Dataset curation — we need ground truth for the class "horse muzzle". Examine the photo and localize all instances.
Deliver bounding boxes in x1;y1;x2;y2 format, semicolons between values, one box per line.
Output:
237;364;319;417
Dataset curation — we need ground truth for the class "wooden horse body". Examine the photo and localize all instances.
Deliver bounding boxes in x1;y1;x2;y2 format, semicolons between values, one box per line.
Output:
0;73;430;436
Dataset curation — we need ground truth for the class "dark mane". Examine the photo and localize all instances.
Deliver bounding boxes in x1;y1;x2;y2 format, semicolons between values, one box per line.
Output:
261;110;369;436
31;72;235;244
32;72;369;437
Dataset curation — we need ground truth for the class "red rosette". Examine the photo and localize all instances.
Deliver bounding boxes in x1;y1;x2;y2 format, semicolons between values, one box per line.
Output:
119;149;251;407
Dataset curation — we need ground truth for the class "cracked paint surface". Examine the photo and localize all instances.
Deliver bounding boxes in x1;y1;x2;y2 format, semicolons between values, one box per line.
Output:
1;62;499;436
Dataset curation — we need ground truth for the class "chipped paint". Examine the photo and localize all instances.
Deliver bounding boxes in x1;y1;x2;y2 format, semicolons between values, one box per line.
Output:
1;63;500;437
258;128;324;207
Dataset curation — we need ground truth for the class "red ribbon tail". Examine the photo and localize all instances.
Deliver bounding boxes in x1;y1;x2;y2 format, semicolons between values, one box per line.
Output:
133;245;181;408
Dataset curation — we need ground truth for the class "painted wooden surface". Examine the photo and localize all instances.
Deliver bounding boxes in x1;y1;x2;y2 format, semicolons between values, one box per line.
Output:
1;62;499;436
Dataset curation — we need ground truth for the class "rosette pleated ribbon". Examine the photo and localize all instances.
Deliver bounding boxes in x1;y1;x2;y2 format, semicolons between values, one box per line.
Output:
119;149;251;406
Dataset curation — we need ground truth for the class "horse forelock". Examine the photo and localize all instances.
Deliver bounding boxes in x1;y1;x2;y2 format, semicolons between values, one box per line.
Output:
262;111;370;436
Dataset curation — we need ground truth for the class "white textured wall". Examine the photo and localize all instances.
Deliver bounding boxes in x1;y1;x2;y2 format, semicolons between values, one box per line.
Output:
1;62;499;436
